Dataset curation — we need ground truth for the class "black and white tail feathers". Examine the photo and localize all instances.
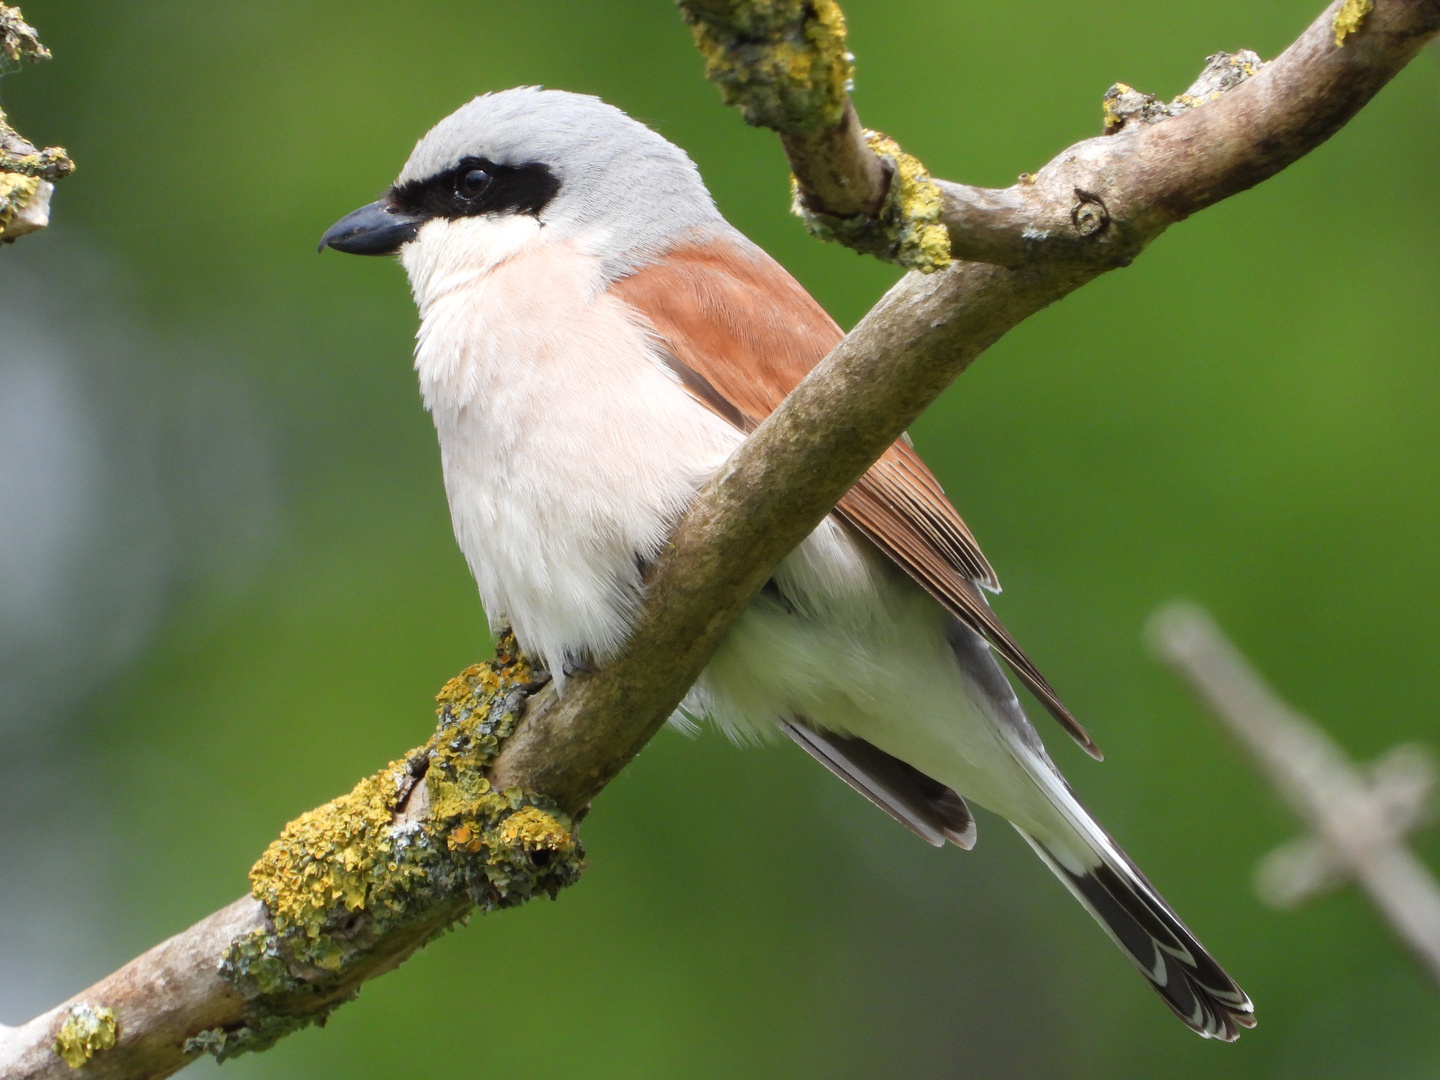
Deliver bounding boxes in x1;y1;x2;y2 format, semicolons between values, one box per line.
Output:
1017;811;1256;1041
781;719;1254;1039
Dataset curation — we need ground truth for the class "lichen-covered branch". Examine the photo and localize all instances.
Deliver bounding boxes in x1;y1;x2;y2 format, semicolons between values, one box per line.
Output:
491;0;1440;814
0;4;74;243
0;637;580;1079
676;0;931;267
796;129;952;271
682;0;1440;270
1;2;1437;1077
213;638;579;1062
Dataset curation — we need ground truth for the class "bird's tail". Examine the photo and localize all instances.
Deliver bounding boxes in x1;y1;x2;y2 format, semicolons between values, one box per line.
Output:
1014;772;1256;1040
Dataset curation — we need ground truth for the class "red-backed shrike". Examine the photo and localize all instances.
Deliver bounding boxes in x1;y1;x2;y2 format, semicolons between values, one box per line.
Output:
320;87;1253;1039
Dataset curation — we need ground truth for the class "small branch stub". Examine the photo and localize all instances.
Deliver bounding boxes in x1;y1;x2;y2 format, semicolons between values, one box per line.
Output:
0;3;48;63
1102;51;1268;134
1070;189;1109;238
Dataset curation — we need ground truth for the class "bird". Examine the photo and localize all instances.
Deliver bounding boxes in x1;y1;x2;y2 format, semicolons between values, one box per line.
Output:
319;86;1255;1040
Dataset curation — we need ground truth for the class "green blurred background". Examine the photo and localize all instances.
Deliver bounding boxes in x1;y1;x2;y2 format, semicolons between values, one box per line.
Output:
2;1;1438;1076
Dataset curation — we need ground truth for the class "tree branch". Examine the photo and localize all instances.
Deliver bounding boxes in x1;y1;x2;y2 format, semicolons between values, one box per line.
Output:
0;4;74;243
3;1;1437;1076
683;0;1440;269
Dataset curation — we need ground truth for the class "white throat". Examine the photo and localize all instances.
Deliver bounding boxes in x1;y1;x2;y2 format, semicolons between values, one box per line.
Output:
403;214;548;323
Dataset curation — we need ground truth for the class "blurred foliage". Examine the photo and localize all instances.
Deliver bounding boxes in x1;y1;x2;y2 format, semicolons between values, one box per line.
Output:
2;1;1440;1077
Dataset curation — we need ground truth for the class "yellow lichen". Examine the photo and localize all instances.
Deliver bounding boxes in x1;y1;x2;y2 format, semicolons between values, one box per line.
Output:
496;806;577;858
53;1003;117;1069
1333;0;1373;46
248;759;412;958
1228;54;1262;79
238;631;581;1009
1102;83;1136;131
791;129;951;272
0;103;72;179
0;171;39;234
864;130;951;272
679;0;853;132
1;5;50;64
0;14;75;197
1102;52;1267;136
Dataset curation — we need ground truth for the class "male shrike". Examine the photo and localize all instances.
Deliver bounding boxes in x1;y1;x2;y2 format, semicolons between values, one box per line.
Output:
320;87;1254;1039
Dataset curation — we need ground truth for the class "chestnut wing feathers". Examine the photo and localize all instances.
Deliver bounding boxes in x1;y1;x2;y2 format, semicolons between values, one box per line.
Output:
611;235;1099;760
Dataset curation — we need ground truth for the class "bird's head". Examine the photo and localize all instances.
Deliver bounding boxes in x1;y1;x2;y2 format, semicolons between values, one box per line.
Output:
319;86;723;288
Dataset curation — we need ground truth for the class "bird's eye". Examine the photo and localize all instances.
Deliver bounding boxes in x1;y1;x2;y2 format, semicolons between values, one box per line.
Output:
455;167;491;201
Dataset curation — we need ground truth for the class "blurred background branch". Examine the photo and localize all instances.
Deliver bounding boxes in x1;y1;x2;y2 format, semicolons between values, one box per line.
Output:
1150;603;1440;986
0;5;72;243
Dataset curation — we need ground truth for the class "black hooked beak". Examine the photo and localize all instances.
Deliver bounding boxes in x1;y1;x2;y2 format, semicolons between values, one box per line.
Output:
318;200;425;255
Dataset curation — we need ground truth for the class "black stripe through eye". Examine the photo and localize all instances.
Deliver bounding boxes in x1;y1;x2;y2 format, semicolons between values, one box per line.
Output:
387;157;560;222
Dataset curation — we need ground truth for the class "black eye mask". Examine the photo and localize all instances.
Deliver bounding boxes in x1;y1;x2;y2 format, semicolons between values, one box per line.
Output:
388;158;561;221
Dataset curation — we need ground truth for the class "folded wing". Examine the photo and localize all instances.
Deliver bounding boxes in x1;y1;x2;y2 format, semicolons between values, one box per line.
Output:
611;232;1100;760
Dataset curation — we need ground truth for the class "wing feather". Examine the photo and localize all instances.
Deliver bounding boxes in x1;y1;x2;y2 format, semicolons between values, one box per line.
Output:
611;232;1100;759
779;719;977;848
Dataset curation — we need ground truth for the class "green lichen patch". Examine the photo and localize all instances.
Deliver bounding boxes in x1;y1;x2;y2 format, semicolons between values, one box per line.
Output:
53;1003;117;1069
1332;0;1373;46
207;633;583;1062
220;927;309;1000
184;1012;331;1064
678;0;853;133
793;129;951;273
